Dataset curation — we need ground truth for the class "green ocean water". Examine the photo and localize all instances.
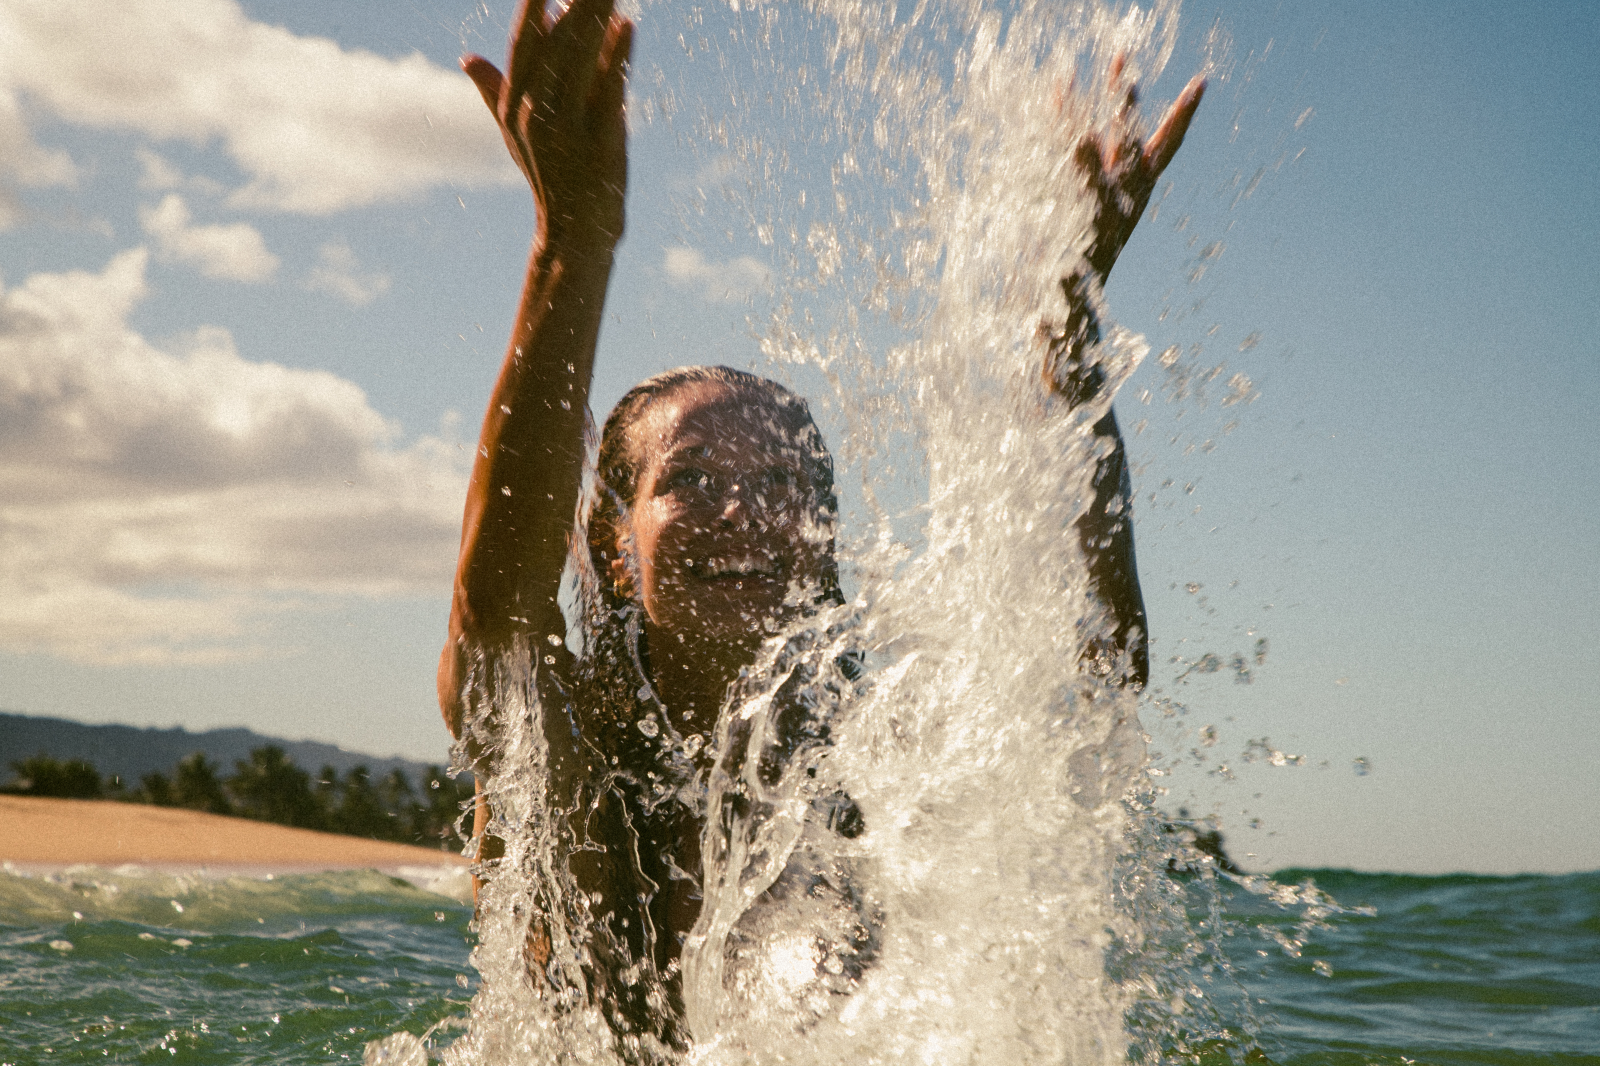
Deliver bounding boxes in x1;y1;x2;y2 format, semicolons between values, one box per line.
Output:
1;865;1595;1064
0;866;476;1064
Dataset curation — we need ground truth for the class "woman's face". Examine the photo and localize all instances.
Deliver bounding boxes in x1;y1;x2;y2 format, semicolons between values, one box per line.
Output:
618;382;831;648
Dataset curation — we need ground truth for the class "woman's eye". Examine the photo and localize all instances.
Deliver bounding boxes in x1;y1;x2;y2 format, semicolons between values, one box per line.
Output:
668;467;712;492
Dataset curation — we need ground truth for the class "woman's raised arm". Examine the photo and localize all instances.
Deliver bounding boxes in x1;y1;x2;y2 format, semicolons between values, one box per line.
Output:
1045;64;1204;402
439;0;633;737
1046;66;1205;688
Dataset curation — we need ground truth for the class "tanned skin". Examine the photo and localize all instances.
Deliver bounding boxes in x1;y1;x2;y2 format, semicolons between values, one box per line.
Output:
437;0;631;875
439;0;1204;1012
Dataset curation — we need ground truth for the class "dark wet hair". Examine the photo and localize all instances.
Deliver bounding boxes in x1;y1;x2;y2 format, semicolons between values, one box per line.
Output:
586;365;842;610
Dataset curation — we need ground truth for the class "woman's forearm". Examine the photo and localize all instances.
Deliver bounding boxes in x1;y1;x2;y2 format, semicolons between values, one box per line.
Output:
1042;276;1149;688
452;239;615;645
439;237;615;745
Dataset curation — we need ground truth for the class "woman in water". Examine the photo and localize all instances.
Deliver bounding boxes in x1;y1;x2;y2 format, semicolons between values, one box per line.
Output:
438;0;1202;1050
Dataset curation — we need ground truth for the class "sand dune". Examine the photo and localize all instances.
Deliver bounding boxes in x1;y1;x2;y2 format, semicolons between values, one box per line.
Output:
0;795;470;871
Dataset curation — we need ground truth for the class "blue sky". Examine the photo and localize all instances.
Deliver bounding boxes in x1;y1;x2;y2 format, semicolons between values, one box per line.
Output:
0;0;1593;875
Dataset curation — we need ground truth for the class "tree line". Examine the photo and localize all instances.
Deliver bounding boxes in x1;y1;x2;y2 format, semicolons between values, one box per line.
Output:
2;748;472;851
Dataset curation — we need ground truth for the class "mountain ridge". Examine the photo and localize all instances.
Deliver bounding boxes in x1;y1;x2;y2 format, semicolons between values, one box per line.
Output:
0;711;458;788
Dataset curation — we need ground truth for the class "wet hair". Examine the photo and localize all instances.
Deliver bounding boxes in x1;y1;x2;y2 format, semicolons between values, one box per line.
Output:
586;365;842;611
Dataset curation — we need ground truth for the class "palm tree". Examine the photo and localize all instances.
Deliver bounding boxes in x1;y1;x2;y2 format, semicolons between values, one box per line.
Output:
173;753;232;815
4;754;103;799
228;746;324;829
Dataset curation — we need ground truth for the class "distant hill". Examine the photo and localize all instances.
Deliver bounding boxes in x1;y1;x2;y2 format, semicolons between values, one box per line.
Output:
0;711;459;790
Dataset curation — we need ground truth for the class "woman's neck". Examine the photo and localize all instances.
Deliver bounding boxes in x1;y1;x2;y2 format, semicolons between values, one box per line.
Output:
642;621;757;733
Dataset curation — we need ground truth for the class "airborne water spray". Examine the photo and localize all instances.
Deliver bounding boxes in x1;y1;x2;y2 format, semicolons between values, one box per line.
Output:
425;1;1269;1063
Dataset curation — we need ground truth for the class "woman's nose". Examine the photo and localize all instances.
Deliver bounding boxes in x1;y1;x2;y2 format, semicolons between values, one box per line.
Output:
718;480;750;525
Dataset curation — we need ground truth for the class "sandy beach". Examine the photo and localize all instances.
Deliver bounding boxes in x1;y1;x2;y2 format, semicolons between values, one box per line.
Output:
0;795;470;872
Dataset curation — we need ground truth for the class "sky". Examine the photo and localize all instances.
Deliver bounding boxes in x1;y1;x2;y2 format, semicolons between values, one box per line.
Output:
0;0;1594;876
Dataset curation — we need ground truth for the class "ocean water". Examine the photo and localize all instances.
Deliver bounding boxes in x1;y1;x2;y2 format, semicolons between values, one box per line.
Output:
1231;870;1600;1066
0;864;475;1065
2;863;1594;1065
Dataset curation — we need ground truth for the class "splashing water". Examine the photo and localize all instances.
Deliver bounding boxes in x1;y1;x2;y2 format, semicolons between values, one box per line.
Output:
427;1;1293;1063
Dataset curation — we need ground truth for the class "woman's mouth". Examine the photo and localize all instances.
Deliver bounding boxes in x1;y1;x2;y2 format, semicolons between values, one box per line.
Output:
690;553;782;581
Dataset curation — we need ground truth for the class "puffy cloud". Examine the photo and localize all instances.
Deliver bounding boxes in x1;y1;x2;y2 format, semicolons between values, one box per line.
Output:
0;89;76;190
0;89;76;229
664;246;773;302
139;194;279;282
305;242;392;306
134;148;224;197
0;0;516;215
0;249;469;664
135;148;186;192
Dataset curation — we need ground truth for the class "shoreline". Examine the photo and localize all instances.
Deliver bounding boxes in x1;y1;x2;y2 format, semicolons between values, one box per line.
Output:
0;795;471;874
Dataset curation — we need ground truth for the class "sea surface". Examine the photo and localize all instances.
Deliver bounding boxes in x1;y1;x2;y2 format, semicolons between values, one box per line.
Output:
1;864;1594;1065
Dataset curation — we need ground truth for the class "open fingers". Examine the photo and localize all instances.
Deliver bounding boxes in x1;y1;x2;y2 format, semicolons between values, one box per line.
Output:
547;0;618;118
461;54;507;115
1142;74;1205;178
592;17;634;121
505;0;552;106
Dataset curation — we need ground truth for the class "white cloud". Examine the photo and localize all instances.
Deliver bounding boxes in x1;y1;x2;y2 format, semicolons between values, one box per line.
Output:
0;88;76;190
305;242;391;306
0;89;76;229
676;153;738;193
0;249;469;664
139;194;279;282
134;148;224;197
664;246;773;302
0;0;516;215
135;148;186;192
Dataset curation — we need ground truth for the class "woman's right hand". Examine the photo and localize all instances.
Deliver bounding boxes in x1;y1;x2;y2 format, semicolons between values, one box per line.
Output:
1072;58;1205;286
463;0;633;252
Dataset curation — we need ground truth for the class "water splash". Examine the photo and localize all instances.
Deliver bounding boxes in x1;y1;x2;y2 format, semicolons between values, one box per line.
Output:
432;0;1296;1063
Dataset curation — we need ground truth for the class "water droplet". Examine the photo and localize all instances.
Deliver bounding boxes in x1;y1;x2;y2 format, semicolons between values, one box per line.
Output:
637;716;660;738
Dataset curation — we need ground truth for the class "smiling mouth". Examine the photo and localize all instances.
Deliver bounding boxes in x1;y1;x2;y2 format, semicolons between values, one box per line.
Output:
691;554;783;581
